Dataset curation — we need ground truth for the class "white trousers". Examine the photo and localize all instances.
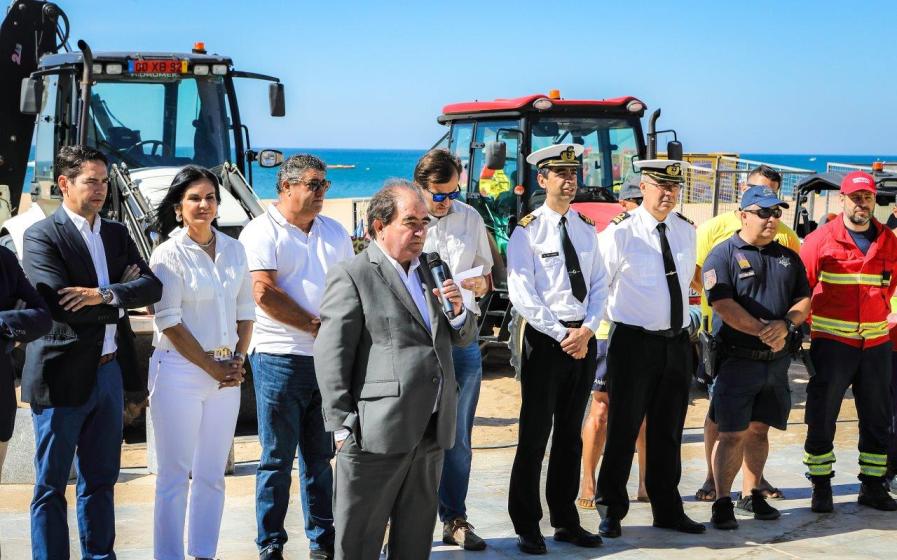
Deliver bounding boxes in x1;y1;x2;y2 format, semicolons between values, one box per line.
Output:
149;349;240;560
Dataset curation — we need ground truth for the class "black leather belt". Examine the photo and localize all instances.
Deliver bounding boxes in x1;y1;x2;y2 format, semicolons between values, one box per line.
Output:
99;352;117;366
615;322;683;339
560;320;584;328
723;345;790;362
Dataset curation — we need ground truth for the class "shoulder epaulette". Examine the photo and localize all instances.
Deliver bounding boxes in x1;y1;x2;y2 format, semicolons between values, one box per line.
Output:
578;213;595;226
518;213;537;228
675;212;694;225
610;212;631;225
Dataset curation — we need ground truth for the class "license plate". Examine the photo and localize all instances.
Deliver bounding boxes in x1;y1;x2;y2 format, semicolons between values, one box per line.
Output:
128;59;186;74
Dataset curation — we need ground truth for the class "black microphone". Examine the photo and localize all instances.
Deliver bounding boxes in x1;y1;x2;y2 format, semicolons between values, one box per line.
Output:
425;252;457;319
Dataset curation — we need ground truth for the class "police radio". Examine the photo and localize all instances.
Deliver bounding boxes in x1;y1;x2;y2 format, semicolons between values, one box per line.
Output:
425;252;457;319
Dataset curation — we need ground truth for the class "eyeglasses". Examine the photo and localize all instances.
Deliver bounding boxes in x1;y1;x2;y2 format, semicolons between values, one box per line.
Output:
289;178;331;192
743;207;783;219
426;186;461;203
646;181;682;192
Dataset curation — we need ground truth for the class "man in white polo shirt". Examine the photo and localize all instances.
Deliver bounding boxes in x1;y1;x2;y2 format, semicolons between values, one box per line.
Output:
239;154;354;560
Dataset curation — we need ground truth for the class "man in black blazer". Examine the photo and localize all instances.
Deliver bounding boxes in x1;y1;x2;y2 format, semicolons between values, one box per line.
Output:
21;146;163;559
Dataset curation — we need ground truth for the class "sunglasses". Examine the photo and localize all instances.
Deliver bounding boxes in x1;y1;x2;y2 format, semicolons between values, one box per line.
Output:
427;186;461;203
744;207;783;219
289;178;331;192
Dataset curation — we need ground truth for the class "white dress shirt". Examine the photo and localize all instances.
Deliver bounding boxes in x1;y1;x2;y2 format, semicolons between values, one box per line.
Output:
239;205;354;356
423;200;494;313
62;205;121;355
598;205;697;331
150;228;255;351
506;204;608;342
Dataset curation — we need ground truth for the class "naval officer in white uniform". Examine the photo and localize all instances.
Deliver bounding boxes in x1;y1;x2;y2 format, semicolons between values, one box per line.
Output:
506;143;608;555
594;159;705;538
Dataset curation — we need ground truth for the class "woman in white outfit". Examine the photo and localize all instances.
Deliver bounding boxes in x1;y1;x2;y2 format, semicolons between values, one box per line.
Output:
148;165;255;560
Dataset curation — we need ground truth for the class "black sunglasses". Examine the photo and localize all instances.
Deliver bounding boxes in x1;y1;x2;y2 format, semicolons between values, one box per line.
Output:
427;186;461;203
744;207;783;219
289;178;331;192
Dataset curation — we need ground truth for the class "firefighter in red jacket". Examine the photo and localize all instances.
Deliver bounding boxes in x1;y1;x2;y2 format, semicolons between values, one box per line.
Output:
800;171;897;513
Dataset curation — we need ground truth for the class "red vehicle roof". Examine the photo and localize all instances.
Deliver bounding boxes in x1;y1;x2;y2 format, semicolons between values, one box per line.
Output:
441;94;643;116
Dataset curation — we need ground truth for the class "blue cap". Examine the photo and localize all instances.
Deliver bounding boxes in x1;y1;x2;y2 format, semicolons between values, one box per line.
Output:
739;185;789;210
618;174;642;201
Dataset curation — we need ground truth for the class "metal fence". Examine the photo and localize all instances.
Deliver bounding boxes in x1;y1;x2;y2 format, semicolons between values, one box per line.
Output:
678;155;814;226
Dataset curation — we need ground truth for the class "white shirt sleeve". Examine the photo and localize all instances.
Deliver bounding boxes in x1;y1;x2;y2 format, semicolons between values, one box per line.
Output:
149;247;184;332
583;238;608;334
472;215;494;276
240;221;277;272
507;226;567;342
235;249;256;322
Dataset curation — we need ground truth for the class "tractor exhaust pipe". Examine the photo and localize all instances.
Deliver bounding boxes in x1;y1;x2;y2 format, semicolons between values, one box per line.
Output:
646;108;661;160
76;39;93;146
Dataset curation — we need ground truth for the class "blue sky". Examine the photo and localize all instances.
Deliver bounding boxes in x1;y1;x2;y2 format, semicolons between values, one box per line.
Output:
58;0;894;153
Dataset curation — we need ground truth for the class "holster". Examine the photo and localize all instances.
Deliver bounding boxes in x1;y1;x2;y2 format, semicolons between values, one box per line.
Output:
699;330;721;379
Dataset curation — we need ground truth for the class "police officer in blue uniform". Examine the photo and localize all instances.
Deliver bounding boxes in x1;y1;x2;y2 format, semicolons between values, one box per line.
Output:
506;143;608;554
595;159;705;538
701;186;811;529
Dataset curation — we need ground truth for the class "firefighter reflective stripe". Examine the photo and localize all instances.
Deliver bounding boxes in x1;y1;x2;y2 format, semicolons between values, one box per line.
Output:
859;452;888;476
811;315;889;339
804;451;835;476
819;271;889;286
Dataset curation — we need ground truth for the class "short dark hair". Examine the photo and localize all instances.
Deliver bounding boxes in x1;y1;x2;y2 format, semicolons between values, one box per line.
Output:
366;179;423;238
56;145;108;181
276;154;327;193
150;165;221;240
413;149;462;189
747;164;782;186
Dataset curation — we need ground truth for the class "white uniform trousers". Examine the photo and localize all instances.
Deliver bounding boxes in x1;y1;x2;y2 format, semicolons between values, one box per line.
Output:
149;349;240;560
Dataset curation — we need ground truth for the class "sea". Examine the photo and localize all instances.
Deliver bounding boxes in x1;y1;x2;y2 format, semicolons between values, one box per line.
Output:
20;149;897;201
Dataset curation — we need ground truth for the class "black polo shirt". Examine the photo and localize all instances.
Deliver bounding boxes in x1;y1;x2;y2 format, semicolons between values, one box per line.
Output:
703;231;811;349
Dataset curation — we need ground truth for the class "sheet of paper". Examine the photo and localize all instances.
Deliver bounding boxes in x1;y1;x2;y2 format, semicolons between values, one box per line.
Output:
453;265;484;311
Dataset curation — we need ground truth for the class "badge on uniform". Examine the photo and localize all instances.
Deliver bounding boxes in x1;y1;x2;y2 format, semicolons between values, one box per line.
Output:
777;256;791;268
703;269;717;290
734;251;755;279
541;251;559;259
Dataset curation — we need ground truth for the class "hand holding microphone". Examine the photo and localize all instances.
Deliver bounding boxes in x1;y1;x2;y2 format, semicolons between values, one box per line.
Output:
425;252;464;319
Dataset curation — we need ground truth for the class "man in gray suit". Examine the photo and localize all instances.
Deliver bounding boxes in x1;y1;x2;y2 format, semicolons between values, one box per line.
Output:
314;180;477;559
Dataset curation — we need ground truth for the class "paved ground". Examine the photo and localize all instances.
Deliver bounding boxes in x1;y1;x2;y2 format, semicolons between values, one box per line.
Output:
2;360;896;559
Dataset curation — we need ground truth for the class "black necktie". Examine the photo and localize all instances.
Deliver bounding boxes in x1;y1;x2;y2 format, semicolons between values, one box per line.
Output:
559;216;587;302
656;223;683;332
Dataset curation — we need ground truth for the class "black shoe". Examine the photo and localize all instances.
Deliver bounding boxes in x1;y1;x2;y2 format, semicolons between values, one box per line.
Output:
309;549;334;560
711;497;738;530
598;516;621;538
653;514;706;534
516;533;547;555
259;545;284;560
443;518;487;551
736;489;781;520
858;476;897;511
807;473;834;513
553;525;603;548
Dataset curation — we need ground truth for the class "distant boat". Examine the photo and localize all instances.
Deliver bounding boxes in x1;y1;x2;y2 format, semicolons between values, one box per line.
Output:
809;157;817;162
328;164;356;169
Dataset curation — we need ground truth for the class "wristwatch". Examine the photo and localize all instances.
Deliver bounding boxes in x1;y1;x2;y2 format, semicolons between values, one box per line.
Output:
784;318;798;333
99;287;114;305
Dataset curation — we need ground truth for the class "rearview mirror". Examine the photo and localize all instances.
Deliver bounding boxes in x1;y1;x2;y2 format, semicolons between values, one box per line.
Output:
269;82;285;117
667;140;683;161
484;141;506;170
20;77;42;115
258;149;284;168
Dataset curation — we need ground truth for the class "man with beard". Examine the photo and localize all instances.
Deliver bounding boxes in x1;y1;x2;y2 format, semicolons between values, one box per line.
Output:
701;186;811;529
799;171;897;513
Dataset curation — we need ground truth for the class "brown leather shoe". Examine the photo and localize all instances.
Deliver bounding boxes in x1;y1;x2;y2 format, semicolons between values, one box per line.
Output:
443;518;487;551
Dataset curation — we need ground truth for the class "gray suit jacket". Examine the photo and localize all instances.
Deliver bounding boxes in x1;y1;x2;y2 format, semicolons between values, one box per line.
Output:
314;242;477;454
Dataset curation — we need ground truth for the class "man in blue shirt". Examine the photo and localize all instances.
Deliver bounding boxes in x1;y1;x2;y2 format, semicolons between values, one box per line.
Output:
701;186;811;530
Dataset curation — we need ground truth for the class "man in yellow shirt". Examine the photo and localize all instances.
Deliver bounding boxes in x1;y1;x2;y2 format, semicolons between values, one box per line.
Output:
692;165;800;502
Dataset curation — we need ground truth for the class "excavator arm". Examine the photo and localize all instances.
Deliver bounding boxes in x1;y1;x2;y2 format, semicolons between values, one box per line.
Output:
0;0;67;214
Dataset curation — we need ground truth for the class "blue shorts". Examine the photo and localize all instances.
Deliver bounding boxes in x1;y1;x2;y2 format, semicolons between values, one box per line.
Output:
592;338;609;392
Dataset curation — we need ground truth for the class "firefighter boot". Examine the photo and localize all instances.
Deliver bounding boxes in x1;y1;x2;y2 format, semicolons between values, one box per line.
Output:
806;473;834;513
858;475;897;511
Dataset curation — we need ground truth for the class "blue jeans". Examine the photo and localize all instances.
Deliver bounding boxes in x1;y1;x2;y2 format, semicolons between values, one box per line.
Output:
30;360;124;560
438;341;483;522
250;352;335;552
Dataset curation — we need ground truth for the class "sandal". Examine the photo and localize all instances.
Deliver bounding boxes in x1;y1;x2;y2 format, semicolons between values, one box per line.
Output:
694;480;716;502
576;497;596;510
757;478;785;499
